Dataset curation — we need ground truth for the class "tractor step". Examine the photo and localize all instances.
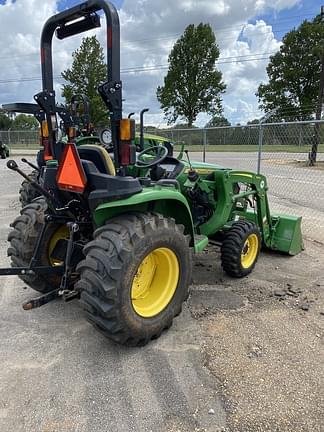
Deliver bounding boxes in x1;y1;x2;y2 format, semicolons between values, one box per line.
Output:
194;235;209;253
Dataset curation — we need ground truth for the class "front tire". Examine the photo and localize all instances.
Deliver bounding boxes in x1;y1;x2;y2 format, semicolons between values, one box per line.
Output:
76;213;192;346
221;220;261;278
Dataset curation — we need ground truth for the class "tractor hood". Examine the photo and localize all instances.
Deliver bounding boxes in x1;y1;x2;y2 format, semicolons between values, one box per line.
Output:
181;160;228;173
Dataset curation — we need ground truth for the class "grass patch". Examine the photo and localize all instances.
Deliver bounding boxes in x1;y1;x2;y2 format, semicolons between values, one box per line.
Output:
174;144;324;153
8;143;324;154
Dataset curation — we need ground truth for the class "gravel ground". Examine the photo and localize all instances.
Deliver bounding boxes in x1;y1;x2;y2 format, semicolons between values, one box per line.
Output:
191;245;324;432
0;156;323;432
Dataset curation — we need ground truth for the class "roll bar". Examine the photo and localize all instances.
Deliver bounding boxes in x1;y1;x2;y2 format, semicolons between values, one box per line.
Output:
2;103;45;123
36;0;122;166
140;108;149;150
40;0;120;91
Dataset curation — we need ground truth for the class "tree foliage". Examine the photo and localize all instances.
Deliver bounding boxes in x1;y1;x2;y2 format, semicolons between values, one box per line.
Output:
247;118;261;125
205;115;230;128
0;110;12;130
257;16;324;120
157;23;226;127
61;36;108;126
0;111;38;130
12;114;38;130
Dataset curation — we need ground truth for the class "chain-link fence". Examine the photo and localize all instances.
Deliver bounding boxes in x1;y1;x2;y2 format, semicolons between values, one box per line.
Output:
1;121;324;242
0;130;39;149
147;120;324;243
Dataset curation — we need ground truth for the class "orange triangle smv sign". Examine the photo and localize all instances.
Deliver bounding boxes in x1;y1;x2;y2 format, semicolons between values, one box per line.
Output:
56;143;87;193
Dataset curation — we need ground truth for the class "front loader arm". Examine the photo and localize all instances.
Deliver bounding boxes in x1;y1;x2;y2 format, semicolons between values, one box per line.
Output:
199;170;272;241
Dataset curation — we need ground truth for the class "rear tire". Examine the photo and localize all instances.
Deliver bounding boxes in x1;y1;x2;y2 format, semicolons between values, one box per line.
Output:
7;198;65;293
19;169;41;208
221;220;261;278
76;213;192;346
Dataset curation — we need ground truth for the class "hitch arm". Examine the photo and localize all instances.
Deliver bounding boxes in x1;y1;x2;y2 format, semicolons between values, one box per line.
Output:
0;266;64;276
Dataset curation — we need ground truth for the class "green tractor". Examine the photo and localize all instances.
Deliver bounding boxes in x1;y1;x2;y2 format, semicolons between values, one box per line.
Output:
1;0;303;347
0;141;9;159
132;108;174;156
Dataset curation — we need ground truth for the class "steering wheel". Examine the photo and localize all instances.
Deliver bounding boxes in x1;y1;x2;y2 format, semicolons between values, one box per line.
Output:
135;145;168;168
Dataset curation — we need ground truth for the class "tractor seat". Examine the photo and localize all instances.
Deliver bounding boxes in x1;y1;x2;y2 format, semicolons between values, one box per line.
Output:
77;145;115;176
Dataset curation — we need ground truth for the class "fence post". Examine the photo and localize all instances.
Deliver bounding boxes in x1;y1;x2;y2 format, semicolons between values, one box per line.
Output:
257;109;277;174
257;123;263;174
203;129;207;163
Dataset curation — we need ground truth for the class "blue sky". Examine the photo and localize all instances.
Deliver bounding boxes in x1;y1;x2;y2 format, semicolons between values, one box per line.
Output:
0;0;322;27
1;0;319;25
252;0;322;40
0;0;124;7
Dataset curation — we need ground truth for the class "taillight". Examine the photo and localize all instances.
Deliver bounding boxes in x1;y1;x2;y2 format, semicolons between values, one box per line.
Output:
119;118;136;166
40;120;53;161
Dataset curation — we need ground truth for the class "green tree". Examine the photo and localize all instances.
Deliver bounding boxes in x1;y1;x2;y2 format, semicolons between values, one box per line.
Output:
247;119;261;125
0;110;12;130
257;16;324;120
157;23;226;127
205;115;230;128
171;123;198;129
12;114;38;130
61;36;108;126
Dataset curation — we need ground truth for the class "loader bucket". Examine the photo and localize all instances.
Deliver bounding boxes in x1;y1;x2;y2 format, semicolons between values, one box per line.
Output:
270;214;303;256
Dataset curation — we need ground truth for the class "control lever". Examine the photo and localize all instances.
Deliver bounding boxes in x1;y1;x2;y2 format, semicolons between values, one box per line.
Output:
21;158;40;172
185;150;198;182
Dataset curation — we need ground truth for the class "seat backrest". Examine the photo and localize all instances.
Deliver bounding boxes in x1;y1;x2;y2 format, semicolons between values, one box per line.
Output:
77;145;115;176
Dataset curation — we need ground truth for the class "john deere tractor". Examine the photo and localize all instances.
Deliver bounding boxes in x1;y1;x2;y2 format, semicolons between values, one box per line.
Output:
1;0;303;346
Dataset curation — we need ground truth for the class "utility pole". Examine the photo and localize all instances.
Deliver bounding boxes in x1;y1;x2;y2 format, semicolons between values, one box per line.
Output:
309;5;324;165
317;5;324;122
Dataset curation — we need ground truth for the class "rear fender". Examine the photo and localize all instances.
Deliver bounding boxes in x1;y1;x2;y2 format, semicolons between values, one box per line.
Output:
93;187;195;244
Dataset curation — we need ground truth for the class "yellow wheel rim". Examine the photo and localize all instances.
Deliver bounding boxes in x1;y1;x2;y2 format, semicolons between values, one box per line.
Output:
131;247;179;318
241;234;259;269
48;226;70;266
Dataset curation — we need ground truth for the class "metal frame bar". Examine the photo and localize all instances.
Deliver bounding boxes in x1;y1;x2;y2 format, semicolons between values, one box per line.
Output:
38;0;122;166
0;266;64;276
40;0;120;92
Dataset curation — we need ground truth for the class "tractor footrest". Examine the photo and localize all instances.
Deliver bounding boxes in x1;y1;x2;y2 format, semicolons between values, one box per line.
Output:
194;235;209;253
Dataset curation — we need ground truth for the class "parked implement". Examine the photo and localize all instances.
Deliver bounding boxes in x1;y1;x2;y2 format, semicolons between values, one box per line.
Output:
2;0;303;346
0;141;9;159
134;108;174;156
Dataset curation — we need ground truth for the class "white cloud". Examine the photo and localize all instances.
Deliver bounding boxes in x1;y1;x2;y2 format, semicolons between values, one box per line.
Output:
117;0;295;125
0;0;301;126
0;0;57;104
